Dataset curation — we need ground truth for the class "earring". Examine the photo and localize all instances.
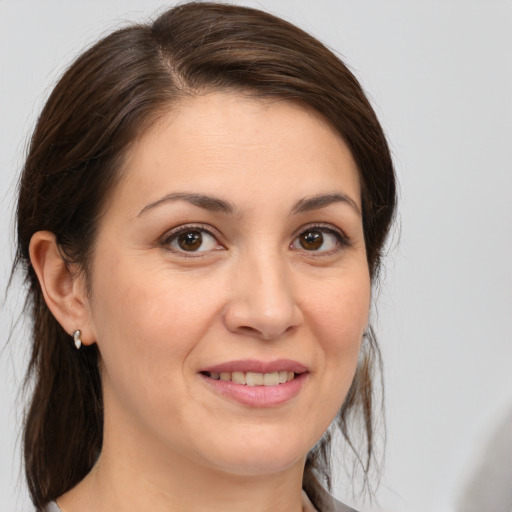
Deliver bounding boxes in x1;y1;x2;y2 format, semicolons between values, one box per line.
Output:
73;329;82;350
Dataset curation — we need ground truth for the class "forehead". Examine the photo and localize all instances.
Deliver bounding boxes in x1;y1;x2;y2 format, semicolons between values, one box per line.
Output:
114;91;361;214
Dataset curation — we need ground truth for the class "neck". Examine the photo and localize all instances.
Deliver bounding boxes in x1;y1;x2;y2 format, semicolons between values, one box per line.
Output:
57;422;307;512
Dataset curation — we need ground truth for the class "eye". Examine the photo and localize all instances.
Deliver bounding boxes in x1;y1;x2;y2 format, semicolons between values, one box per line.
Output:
165;227;223;253
291;226;345;252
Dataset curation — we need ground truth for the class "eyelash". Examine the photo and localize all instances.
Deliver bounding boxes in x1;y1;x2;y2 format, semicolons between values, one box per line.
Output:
160;223;351;256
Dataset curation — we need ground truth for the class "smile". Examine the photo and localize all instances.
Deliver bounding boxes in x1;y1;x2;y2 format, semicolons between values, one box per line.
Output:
199;360;309;407
204;371;296;386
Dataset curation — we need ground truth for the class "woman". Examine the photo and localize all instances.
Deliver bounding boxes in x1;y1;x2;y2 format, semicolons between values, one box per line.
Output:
15;3;396;511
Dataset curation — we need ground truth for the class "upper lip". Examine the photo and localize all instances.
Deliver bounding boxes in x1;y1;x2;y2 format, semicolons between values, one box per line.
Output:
200;359;308;374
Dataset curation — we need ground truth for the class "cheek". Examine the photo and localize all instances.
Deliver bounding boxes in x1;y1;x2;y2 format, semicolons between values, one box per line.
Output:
90;254;218;345
88;260;223;432
309;272;371;345
87;255;231;409
306;269;371;392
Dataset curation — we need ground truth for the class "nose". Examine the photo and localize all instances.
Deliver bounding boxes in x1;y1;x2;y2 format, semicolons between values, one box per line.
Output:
223;250;303;341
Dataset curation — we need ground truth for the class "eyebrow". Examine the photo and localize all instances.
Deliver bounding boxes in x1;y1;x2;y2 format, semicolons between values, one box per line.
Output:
137;192;237;217
291;193;361;217
137;191;361;218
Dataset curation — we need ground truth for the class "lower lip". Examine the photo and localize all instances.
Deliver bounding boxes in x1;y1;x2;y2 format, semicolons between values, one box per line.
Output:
200;373;308;407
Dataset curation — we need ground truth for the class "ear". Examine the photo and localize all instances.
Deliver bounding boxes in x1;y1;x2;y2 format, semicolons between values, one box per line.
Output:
29;231;95;346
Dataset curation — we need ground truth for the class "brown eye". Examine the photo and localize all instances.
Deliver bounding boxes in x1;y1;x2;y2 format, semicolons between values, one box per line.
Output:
291;227;343;253
166;228;222;254
177;231;203;251
299;230;324;250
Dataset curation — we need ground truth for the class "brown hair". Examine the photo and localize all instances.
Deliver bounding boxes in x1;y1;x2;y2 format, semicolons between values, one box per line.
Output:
14;2;396;509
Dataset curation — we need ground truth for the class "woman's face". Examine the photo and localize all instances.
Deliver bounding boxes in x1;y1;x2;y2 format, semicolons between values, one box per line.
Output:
84;92;370;476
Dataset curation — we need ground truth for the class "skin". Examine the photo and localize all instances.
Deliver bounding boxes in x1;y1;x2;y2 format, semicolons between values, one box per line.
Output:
30;92;371;512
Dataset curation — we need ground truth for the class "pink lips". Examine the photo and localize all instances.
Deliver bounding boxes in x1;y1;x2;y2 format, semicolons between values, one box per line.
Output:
199;359;309;408
201;359;308;374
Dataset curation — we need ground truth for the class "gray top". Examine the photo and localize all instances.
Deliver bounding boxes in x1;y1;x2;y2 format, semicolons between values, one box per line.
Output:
42;502;61;512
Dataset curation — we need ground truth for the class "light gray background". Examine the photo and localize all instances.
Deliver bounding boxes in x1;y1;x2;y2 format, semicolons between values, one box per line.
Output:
1;1;511;511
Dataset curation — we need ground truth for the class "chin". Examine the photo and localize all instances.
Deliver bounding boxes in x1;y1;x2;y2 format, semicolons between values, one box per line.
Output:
200;433;311;477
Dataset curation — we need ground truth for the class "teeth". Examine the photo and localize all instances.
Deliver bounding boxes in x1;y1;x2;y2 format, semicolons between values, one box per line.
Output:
231;371;246;385
207;370;297;386
246;372;263;386
263;372;279;386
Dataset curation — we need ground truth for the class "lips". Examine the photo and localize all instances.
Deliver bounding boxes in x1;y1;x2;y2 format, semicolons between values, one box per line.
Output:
199;359;309;407
200;359;308;375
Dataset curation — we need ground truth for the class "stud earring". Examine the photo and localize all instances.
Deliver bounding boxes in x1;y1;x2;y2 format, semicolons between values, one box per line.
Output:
73;329;82;350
